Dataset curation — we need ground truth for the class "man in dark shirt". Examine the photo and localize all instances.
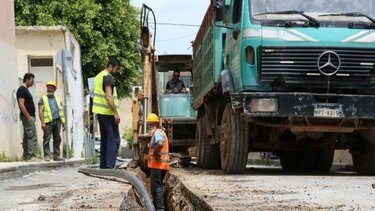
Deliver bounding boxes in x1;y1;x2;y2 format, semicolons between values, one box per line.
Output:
103;74;115;94
16;73;38;161
165;71;187;94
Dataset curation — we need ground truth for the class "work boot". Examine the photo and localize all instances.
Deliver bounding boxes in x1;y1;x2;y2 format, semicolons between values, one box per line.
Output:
44;156;50;162
53;156;65;161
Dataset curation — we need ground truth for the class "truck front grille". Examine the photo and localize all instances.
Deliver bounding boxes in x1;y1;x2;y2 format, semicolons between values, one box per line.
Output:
259;47;375;87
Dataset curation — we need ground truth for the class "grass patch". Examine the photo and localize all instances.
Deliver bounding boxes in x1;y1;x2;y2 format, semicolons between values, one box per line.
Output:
0;153;22;162
63;143;74;158
117;146;122;157
85;152;99;165
122;127;133;149
33;144;42;159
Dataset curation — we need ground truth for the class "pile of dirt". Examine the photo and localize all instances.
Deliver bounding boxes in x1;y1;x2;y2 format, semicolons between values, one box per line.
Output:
164;173;213;211
121;166;213;210
119;167;150;211
119;191;143;211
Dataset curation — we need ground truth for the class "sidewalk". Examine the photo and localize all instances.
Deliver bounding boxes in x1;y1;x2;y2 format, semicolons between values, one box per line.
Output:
0;158;86;180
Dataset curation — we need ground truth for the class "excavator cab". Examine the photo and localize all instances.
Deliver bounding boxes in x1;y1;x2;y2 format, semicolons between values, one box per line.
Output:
156;55;196;154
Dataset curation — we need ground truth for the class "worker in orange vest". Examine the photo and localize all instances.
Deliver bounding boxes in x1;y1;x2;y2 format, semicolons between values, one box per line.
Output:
147;113;169;211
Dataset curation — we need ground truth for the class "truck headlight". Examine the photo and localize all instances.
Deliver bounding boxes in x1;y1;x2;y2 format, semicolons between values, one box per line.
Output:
250;98;278;112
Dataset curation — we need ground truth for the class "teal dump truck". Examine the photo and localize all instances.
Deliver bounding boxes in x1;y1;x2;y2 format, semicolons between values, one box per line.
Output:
193;0;375;174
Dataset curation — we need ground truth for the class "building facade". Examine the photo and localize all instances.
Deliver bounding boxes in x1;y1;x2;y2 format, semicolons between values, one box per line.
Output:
0;0;22;157
16;26;84;158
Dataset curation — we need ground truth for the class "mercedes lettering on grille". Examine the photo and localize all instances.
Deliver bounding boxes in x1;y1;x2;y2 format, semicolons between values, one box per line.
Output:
317;51;341;76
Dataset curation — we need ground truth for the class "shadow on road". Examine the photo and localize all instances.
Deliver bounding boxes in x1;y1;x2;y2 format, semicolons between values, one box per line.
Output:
243;164;371;177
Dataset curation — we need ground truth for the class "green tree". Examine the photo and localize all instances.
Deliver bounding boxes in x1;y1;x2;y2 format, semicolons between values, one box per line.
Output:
14;0;141;97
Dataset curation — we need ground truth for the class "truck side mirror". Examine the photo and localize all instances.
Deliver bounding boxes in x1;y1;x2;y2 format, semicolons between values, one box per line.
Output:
214;0;225;22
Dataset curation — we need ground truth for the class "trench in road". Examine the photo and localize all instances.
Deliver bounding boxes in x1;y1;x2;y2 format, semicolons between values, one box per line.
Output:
2;163;373;210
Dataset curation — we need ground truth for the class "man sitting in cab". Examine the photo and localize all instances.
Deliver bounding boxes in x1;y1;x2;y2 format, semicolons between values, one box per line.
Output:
165;70;187;94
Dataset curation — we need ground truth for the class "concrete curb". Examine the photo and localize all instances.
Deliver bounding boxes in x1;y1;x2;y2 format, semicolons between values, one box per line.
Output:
0;159;86;181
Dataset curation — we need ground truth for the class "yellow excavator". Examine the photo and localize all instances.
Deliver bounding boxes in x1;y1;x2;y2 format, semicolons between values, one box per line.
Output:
131;4;196;171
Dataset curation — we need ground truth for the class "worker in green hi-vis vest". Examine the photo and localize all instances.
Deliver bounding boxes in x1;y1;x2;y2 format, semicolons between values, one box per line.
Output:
92;57;122;169
38;80;66;162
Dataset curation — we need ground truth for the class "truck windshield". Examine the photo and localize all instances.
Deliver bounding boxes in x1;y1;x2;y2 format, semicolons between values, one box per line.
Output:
251;0;375;24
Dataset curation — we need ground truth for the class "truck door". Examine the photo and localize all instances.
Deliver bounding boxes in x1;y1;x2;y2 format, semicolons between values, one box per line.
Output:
225;0;244;91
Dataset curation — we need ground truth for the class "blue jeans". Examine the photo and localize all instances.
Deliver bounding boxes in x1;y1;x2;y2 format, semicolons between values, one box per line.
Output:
97;114;120;168
150;169;167;211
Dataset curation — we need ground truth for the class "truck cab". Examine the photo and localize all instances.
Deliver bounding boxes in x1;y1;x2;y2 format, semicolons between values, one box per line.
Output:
193;0;375;174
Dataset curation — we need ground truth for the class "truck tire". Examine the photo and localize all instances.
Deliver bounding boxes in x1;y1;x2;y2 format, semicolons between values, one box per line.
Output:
352;138;375;175
313;148;334;172
220;104;249;174
196;116;220;169
195;119;203;167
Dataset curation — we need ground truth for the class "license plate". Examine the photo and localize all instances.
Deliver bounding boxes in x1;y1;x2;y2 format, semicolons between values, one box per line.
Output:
314;107;342;118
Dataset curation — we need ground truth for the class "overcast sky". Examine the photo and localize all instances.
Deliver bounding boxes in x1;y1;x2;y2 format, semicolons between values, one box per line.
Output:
130;0;211;55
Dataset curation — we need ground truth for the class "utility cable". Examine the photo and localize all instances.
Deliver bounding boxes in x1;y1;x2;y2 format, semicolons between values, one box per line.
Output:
156;33;197;42
151;22;200;27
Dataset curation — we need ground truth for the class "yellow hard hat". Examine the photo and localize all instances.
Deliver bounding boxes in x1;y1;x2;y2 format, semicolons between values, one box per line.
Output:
146;113;159;123
46;80;57;88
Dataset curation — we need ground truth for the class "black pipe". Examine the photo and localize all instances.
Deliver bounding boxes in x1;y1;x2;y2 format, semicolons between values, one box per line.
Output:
78;165;155;211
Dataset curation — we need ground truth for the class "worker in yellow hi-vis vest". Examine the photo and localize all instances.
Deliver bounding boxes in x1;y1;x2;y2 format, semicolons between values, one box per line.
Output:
93;57;122;169
38;81;65;162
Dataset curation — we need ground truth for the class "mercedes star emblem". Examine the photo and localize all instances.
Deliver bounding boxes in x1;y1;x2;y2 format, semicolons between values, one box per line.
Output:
317;51;341;76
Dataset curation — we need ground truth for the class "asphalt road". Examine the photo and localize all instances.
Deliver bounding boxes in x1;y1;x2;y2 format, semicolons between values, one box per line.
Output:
2;162;374;211
0;167;131;211
169;165;375;210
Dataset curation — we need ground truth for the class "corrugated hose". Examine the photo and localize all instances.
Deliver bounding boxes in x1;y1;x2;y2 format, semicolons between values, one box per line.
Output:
78;164;155;211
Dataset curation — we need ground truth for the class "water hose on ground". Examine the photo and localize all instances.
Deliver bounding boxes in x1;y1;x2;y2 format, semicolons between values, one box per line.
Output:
78;165;155;211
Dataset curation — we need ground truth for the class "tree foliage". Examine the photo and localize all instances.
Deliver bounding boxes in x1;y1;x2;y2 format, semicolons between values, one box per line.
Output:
15;0;141;97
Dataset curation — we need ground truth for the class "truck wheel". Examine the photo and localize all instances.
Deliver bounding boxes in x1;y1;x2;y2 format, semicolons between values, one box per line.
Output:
196;116;220;169
220;104;249;174
313;148;334;172
351;138;375;175
195;119;203;166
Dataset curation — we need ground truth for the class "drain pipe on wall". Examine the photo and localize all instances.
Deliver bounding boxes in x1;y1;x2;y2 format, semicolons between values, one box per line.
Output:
78;165;155;211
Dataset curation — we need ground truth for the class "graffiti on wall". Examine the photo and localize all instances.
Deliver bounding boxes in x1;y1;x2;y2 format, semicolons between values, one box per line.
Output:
0;89;19;126
12;89;18;121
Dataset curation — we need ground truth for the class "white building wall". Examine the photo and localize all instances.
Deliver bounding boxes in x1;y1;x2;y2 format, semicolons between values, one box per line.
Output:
63;31;84;158
0;0;22;157
119;98;133;136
